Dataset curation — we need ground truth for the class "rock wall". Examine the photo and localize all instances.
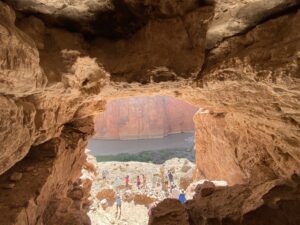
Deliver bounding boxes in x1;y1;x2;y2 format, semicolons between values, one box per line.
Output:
0;118;93;225
194;7;300;185
94;96;198;140
0;0;299;224
149;176;300;225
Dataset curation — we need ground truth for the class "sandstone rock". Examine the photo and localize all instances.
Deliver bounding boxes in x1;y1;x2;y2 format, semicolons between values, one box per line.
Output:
94;96;197;140
0;2;46;96
186;178;300;225
96;189;116;202
207;0;300;49
9;172;23;182
133;194;157;206
149;198;189;225
0;1;300;225
198;181;216;197
0;123;94;225
195;7;300;184
149;178;300;225
83;162;97;175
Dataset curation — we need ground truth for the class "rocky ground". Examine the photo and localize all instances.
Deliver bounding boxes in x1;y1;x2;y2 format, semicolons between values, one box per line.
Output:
81;154;196;225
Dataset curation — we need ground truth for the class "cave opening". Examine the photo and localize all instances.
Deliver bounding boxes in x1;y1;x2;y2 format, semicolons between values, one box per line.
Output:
82;95;229;224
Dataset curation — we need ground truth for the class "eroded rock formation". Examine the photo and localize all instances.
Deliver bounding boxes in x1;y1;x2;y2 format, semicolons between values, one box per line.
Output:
149;175;300;225
94;96;198;140
0;0;299;224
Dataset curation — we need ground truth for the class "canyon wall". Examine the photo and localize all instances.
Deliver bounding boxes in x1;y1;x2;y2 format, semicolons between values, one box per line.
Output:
94;96;198;140
194;7;300;185
0;0;299;224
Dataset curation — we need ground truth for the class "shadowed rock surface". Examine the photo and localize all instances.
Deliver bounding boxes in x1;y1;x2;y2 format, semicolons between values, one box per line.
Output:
149;175;300;225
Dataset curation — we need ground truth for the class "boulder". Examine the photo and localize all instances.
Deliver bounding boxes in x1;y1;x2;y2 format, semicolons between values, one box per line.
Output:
96;188;116;202
100;199;108;210
195;181;216;197
149;198;189;225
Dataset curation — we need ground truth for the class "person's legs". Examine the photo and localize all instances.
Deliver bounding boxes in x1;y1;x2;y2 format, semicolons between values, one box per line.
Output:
118;205;122;219
115;205;119;217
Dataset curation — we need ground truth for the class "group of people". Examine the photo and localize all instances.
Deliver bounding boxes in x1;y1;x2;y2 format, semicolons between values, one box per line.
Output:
167;170;186;204
101;168;186;219
125;174;147;189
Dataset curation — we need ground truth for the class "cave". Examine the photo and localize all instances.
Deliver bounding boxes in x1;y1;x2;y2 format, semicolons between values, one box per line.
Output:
84;95;201;224
0;0;300;225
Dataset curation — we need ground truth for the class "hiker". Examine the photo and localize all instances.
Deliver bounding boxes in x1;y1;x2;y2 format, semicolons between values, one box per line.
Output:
125;175;129;188
170;183;176;193
168;170;174;185
178;190;186;204
137;175;141;189
102;169;108;179
114;176;121;191
115;194;122;219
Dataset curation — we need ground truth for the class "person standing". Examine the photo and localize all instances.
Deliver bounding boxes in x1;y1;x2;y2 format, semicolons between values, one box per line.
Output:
102;169;108;179
168;170;174;185
137;175;141;189
125;175;129;188
114;176;121;191
178;190;186;204
115;194;122;219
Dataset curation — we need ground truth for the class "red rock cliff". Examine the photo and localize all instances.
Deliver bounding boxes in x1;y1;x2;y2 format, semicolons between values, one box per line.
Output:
94;96;198;140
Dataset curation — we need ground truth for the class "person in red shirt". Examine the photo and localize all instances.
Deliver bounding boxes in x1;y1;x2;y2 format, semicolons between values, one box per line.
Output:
125;175;129;188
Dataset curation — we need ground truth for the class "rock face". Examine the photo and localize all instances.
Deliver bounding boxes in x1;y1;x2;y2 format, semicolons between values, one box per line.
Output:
149;176;300;225
194;8;300;185
94;96;198;139
0;121;93;225
149;199;189;225
0;0;300;224
207;0;300;49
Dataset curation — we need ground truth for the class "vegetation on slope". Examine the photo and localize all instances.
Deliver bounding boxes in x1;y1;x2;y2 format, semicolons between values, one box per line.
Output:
96;147;195;164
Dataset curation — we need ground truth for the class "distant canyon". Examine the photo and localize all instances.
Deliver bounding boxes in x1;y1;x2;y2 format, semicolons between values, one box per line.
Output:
94;96;198;140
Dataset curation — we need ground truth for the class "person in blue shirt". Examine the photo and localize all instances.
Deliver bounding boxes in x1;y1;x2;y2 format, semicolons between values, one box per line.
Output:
178;190;186;204
115;194;122;219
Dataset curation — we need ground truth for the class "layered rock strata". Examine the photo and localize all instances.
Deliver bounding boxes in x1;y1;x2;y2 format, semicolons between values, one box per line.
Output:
0;120;93;225
94;96;198;140
194;8;300;185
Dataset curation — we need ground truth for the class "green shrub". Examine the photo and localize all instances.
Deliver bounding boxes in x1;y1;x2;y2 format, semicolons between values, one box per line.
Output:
95;147;194;164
